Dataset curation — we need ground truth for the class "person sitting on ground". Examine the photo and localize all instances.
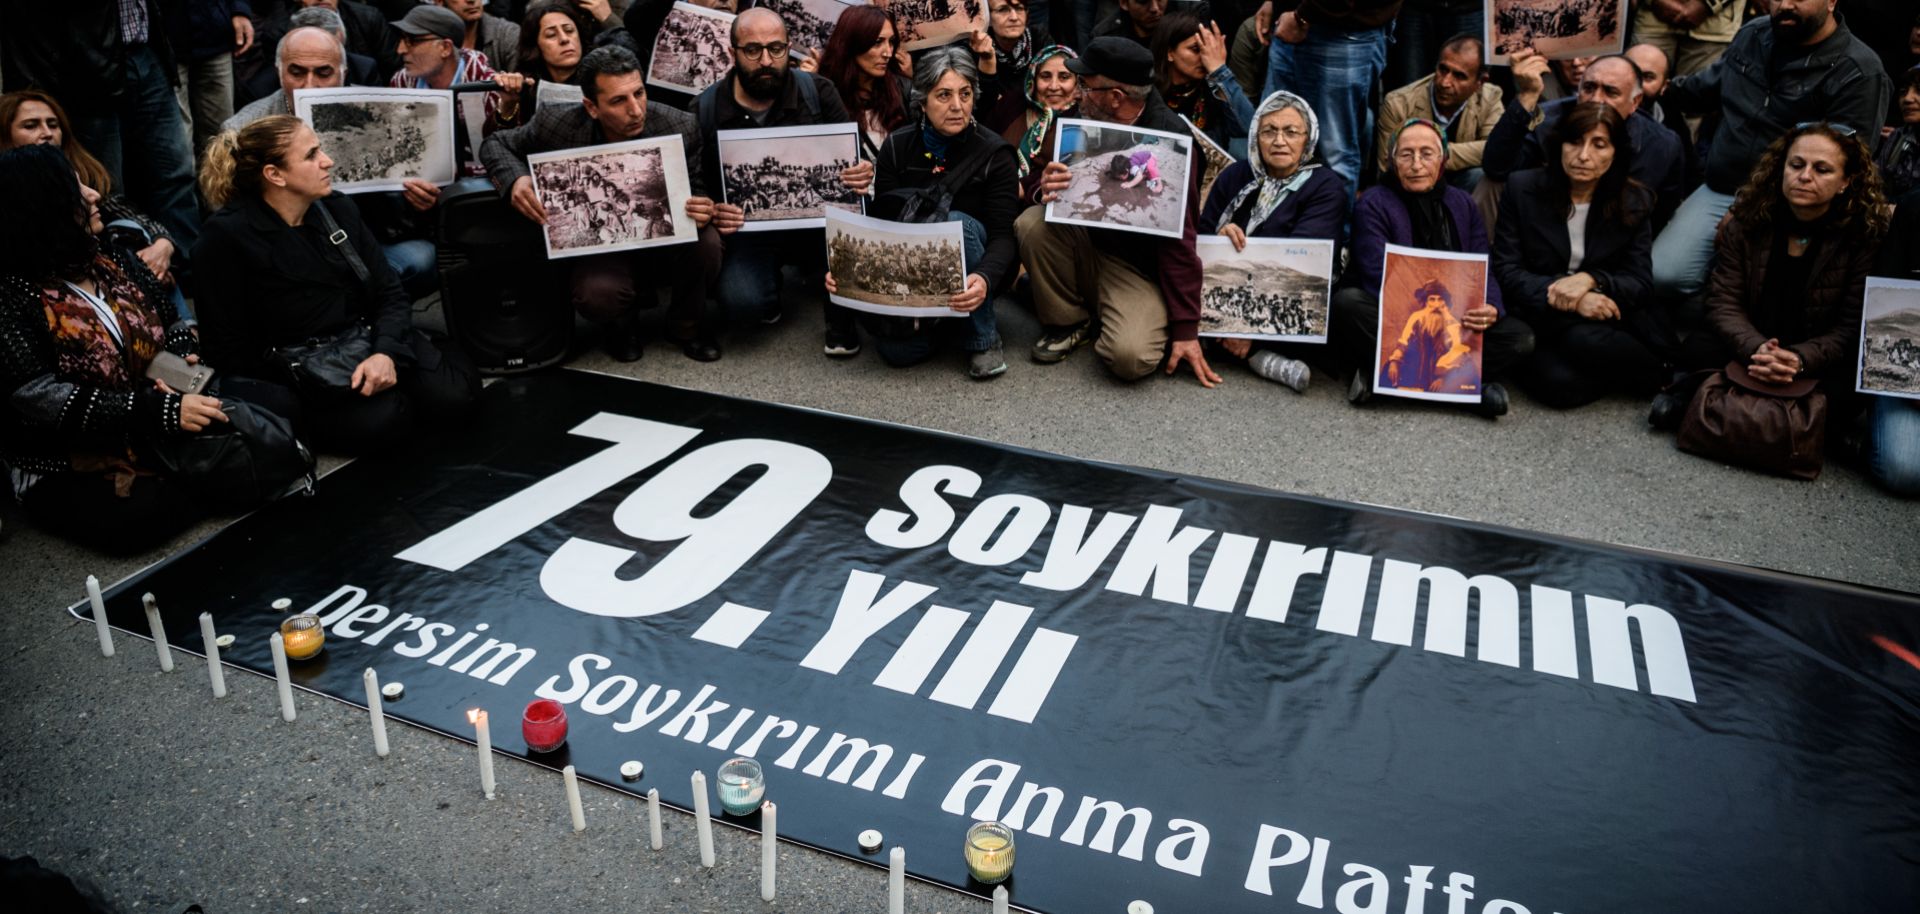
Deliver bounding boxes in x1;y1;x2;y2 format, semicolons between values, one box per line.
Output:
696;8;873;356
808;5;913;161
1862;187;1920;497
1151;11;1254;157
0;145;226;554
1651;0;1891;300
989;45;1077;198
1623;42;1700;199
482;45;724;362
1650;123;1888;433
389;5;530;175
1019;36;1218;386
193;115;479;454
1872;68;1920;199
1334;119;1530;417
436;0;522;71
0;91;182;309
1375;32;1503;189
1493;103;1664;410
1198;89;1347;393
831;45;1019;379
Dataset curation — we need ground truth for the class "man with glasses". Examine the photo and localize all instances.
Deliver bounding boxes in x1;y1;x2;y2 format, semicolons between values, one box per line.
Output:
693;7;873;357
1015;37;1218;387
390;4;528;176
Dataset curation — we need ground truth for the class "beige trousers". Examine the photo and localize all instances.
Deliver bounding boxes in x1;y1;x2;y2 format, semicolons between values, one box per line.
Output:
1015;206;1169;381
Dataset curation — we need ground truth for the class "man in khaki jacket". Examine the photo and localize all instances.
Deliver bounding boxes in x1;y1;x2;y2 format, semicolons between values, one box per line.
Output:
1373;32;1503;188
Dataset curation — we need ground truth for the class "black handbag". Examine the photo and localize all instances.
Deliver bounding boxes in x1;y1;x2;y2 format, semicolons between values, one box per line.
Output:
266;200;376;398
868;142;993;225
151;397;317;512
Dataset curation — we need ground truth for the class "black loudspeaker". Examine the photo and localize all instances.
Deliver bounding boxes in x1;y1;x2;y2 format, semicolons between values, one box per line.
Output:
436;184;571;375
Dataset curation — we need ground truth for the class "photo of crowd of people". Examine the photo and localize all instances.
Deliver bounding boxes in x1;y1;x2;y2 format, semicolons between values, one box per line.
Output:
719;123;862;230
1048;119;1192;240
1486;0;1626;64
293;87;454;192
528;137;696;258
824;209;965;316
1196;237;1335;342
1374;245;1491;404
880;0;987;52
649;2;737;96
758;0;855;58
1860;278;1920;400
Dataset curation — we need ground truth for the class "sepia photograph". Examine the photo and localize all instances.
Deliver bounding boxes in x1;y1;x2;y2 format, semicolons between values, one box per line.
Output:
1485;0;1625;65
880;0;987;52
1374;244;1490;404
1197;237;1335;342
824;208;966;317
292;87;455;192
758;0;858;59
1859;277;1920;400
719;123;863;231
649;2;737;96
528;136;697;259
1046;118;1193;240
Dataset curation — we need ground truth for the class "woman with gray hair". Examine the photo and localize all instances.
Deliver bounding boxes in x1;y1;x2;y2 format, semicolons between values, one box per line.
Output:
1195;89;1349;392
827;45;1021;379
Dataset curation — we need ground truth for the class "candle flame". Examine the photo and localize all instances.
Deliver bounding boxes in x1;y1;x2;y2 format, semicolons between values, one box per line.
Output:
467;708;485;724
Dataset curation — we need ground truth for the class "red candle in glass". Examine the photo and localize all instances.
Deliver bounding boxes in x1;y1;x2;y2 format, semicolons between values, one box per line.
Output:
522;698;568;752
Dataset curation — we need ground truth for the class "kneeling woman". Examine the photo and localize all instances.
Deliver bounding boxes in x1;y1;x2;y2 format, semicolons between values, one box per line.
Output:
193;116;477;454
830;46;1020;380
0;145;226;553
1493;102;1663;409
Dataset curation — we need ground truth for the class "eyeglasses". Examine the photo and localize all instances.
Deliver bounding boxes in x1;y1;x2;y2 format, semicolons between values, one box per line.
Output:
734;42;790;60
1394;149;1442;164
1257;126;1309;144
1795;121;1857;137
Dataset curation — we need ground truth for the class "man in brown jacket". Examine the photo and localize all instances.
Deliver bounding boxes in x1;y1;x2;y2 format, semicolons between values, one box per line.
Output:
1373;32;1502;188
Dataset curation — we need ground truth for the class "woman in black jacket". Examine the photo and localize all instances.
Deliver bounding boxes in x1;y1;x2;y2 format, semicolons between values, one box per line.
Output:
1492;102;1663;409
828;46;1021;380
192;115;477;454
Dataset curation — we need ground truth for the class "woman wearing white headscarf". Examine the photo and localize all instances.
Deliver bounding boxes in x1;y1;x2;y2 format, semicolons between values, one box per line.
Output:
1196;90;1349;392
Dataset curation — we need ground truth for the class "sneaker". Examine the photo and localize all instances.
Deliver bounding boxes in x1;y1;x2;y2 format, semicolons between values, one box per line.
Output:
1247;350;1309;393
1470;382;1511;419
967;337;1008;380
823;324;861;358
1030;320;1096;363
1347;372;1372;405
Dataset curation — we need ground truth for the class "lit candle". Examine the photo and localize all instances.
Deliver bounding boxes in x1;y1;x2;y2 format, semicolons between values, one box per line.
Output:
761;801;777;901
963;821;1015;884
716;756;766;815
199;613;227;698
363;669;389;757
992;885;1008;914
564;764;586;832
269;633;296;722
469;709;495;799
691;770;715;867
142;593;173;672
646;787;663;850
86;575;113;657
279;614;324;660
888;846;905;914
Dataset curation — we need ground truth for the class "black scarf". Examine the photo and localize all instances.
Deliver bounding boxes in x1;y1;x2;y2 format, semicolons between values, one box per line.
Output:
1397;180;1457;251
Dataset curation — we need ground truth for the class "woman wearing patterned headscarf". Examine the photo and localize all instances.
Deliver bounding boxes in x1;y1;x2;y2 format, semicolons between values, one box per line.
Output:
983;44;1078;196
1195;90;1348;392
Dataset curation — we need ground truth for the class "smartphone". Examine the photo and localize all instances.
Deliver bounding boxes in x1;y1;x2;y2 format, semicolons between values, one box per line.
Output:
145;351;214;395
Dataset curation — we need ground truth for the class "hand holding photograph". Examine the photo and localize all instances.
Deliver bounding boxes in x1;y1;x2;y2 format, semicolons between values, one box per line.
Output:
1197;237;1335;342
719;123;863;231
1859;277;1920;400
1046;118;1193;240
1374;244;1490;404
528;136;698;259
1485;0;1626;65
823;208;966;318
292;87;455;193
649;2;738;95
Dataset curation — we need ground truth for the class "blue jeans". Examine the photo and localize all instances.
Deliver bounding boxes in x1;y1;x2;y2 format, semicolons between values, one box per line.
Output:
1867;398;1920;497
1264;24;1391;204
870;212;997;366
1652;185;1736;298
1387;8;1485;90
71;44;200;255
382;239;439;299
716;229;842;329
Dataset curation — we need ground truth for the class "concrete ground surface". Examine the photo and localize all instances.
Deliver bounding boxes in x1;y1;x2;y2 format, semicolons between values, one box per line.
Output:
1;291;1914;914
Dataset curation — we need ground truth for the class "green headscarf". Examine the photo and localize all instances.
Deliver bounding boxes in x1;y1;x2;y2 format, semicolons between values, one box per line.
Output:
1016;45;1077;179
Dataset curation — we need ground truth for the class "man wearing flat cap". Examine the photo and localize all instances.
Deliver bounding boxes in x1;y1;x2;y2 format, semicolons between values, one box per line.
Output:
1015;37;1218;388
388;4;527;176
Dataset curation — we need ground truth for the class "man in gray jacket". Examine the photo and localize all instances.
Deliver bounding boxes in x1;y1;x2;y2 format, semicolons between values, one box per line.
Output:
1651;0;1890;299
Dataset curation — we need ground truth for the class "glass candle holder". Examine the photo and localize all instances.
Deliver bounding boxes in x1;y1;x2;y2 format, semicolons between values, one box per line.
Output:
522;698;568;753
278;614;324;660
964;821;1015;884
715;757;766;815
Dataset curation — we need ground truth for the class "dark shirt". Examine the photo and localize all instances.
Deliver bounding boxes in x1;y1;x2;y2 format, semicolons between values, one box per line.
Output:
1347;182;1505;313
692;70;853;206
1483;97;1685;226
874;123;1023;298
1197;161;1348;247
481;101;710;199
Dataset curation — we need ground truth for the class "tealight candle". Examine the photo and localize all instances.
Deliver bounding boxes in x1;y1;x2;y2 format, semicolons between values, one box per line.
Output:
279;614;324;660
86;575;113;657
715;757;766;815
963;821;1015;884
522;698;568;752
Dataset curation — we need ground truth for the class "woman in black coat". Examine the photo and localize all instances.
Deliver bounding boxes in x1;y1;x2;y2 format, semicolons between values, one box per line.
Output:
193;115;477;454
1492;102;1663;409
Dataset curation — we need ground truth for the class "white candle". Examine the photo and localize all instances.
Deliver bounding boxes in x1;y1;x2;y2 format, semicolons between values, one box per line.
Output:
760;801;777;901
199;613;227;698
564;764;587;832
992;885;1008;914
469;709;495;799
142;593;173;672
363;669;389;757
888;846;905;914
269;632;295;722
691;770;715;867
86;575;113;657
646;787;663;850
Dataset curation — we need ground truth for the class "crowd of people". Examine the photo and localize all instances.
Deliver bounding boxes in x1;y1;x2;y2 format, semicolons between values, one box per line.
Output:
1;0;1918;557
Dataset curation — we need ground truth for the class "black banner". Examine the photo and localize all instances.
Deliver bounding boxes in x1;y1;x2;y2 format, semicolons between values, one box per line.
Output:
81;370;1920;913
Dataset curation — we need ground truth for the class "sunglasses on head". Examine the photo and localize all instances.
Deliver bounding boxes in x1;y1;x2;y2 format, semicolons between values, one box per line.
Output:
1795;121;1857;137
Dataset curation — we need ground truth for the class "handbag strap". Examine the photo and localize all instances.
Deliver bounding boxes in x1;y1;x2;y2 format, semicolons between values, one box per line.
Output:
310;198;373;289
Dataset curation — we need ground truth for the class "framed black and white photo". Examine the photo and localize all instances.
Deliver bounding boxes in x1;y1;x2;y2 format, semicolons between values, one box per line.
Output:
292;87;455;193
1859;277;1920;400
719;123;863;231
758;0;859;60
648;2;737;96
1197;236;1335;343
528;136;697;259
824;208;965;318
1485;0;1626;65
880;0;987;52
1046;117;1193;240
